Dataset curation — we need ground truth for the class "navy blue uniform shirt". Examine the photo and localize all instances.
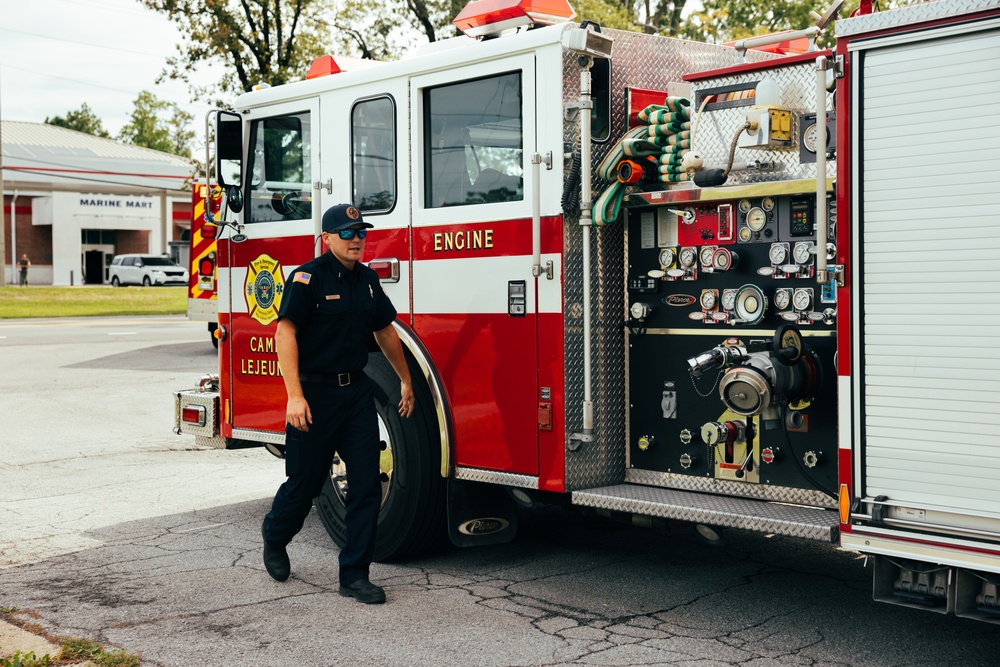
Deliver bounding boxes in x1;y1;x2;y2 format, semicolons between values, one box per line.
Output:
277;251;397;375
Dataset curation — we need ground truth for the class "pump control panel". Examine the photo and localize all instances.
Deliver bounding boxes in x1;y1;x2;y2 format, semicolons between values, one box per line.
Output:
626;191;838;500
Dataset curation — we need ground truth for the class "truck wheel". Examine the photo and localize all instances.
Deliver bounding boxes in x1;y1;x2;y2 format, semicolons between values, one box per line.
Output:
315;351;445;561
209;323;219;349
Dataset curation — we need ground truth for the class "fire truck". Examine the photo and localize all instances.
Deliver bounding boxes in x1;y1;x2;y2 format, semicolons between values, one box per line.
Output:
187;184;221;346
174;0;1000;622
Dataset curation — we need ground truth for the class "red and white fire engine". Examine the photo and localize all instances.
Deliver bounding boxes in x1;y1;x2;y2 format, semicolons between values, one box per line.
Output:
174;0;1000;622
186;184;221;346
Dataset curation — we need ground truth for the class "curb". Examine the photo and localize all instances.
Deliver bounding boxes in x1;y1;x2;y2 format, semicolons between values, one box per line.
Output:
0;618;92;666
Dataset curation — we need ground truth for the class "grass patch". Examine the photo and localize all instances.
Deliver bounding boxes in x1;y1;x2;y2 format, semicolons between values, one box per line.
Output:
0;609;140;667
0;286;186;319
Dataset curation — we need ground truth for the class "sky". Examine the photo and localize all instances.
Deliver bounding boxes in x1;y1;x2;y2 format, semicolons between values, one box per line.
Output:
0;0;218;149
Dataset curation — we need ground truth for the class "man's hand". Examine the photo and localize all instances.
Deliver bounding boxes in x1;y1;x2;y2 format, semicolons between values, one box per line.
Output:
287;395;312;431
398;381;414;418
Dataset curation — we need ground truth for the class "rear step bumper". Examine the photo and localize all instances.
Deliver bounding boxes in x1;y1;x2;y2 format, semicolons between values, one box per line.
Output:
572;484;840;542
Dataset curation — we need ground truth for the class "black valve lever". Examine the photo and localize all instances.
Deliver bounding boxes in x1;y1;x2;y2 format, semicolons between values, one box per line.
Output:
734;450;754;478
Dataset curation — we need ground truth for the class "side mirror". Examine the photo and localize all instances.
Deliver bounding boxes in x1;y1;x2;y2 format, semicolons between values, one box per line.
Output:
226;186;244;213
216;111;243;188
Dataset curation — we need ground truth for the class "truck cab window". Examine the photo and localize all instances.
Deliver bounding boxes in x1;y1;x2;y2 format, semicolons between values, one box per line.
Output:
423;71;523;208
352;96;396;213
246;112;312;223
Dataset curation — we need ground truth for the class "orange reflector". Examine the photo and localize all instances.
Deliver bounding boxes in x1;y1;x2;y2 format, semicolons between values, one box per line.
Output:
214;325;226;342
839;484;850;524
182;405;206;426
453;0;575;38
307;55;343;79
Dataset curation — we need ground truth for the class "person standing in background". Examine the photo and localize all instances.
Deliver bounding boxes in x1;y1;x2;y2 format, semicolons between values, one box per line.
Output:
18;254;31;287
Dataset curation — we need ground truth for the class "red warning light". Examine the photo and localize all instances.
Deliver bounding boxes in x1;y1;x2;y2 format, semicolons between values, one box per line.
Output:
453;0;575;38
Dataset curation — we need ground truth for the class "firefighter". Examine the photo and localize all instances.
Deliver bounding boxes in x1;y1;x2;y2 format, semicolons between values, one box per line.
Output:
261;203;414;604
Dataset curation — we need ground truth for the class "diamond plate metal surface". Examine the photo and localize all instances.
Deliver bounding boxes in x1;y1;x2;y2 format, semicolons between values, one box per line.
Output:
625;468;838;509
837;0;1000;37
455;467;539;489
689;61;835;186
573;484;840;541
231;427;285;445
174;389;220;439
560;30;774;491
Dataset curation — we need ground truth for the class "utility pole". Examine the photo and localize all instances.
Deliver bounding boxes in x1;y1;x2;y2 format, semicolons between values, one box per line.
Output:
1;61;7;287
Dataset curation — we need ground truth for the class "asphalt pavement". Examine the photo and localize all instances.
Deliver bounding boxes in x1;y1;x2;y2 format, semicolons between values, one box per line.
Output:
1;316;998;666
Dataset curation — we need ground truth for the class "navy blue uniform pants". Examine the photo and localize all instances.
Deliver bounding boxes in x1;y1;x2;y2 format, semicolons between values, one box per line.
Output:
262;376;381;586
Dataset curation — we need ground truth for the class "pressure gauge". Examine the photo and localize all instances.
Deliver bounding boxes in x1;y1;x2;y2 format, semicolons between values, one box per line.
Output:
679;247;697;268
700;290;717;310
761;196;775;212
712;248;737;272
774;288;791;311
721;289;737;311
793;242;813;265
738;199;752;213
746;207;767;231
793;288;812;311
700;246;716;267
659;248;676;267
802;123;820;153
769;243;788;266
738;228;753;242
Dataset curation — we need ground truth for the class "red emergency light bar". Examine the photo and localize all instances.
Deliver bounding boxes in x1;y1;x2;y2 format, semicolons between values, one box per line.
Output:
453;0;576;38
307;55;343;80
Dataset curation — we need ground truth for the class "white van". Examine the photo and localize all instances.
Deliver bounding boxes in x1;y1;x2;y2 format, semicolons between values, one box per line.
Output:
108;254;189;287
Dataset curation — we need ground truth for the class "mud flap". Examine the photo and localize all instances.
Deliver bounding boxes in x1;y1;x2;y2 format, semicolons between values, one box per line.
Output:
447;478;519;547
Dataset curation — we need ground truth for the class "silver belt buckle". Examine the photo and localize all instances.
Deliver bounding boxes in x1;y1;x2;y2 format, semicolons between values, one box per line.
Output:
337;372;351;387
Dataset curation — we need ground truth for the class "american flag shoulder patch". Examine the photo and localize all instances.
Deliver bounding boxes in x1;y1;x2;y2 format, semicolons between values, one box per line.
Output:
293;272;312;284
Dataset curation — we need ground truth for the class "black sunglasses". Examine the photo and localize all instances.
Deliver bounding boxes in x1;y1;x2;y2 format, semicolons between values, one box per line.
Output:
336;228;367;240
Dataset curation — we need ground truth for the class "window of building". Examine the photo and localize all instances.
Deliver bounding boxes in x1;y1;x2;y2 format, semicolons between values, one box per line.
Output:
423;71;523;208
246;112;312;223
352;96;396;213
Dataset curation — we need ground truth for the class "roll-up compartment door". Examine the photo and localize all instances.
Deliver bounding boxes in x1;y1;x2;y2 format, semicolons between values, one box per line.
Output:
857;25;1000;520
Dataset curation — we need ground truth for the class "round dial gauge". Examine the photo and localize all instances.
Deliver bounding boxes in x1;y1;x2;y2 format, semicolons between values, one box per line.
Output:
774;325;804;365
738;227;753;242
700;291;717;310
793;289;812;311
713;248;734;271
738;199;752;213
774;289;791;310
761;196;775;212
768;243;788;265
721;289;737;311
699;246;716;266
679;247;696;268
802;123;819;153
658;248;675;267
793;242;812;265
746;207;767;231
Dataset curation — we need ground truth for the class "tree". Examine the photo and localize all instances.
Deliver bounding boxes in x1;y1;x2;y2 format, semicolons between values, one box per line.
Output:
141;0;334;99
119;91;194;157
44;103;111;138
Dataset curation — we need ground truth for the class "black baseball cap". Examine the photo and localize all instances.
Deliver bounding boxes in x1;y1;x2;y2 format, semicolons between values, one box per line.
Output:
322;204;374;233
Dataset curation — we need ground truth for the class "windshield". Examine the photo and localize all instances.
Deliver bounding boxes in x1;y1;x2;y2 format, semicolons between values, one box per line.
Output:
142;257;179;267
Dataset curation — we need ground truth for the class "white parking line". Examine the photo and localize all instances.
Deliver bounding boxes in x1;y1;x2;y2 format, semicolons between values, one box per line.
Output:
107;332;138;336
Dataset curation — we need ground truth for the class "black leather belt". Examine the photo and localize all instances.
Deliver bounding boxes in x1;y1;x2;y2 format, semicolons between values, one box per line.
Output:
299;370;363;387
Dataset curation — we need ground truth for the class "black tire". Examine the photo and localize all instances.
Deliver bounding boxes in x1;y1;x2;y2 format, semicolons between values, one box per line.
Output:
111;276;120;287
316;351;446;561
209;323;219;349
142;276;151;287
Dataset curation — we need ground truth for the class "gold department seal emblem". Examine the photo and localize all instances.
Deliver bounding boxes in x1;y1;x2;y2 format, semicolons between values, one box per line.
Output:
245;254;285;326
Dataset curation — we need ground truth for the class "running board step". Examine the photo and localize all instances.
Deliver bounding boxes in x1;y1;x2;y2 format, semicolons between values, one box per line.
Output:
572;484;840;542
